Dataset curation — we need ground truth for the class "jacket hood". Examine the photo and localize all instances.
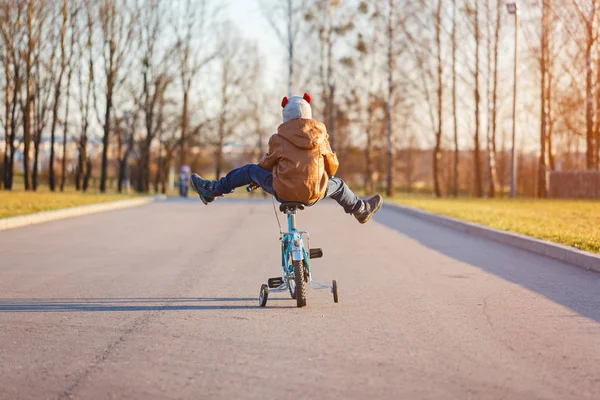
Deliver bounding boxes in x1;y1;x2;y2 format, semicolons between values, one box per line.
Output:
277;119;328;150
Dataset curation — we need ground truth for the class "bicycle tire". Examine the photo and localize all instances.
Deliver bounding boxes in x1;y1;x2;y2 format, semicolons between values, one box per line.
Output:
293;260;306;307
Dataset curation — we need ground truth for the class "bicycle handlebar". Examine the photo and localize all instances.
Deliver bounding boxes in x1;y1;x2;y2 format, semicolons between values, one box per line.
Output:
246;184;260;192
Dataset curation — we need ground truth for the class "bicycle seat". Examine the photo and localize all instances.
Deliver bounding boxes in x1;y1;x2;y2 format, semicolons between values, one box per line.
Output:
279;202;305;213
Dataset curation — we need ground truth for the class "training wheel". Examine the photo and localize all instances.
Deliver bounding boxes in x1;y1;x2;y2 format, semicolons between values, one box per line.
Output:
259;284;269;307
332;280;338;303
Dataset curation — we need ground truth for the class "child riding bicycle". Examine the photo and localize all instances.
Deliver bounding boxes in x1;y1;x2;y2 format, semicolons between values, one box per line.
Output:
190;93;383;224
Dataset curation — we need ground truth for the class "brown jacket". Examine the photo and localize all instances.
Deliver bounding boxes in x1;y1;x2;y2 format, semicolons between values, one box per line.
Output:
258;118;339;204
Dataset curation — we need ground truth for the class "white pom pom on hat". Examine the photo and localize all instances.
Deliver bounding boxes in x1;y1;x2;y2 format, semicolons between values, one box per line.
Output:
281;92;312;123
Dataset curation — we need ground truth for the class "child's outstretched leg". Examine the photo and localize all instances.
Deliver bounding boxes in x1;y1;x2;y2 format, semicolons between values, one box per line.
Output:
190;164;274;205
325;177;383;224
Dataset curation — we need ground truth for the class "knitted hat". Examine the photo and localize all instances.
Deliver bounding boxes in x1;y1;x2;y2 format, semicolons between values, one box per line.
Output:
281;93;312;123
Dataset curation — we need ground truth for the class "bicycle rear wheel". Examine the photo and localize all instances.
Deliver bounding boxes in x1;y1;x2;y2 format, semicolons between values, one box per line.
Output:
293;260;306;307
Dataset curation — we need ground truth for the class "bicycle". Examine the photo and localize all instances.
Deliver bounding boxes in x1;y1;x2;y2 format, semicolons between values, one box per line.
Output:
248;185;338;308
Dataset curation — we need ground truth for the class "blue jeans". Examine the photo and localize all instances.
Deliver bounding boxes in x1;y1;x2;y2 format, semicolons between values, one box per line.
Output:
214;164;363;214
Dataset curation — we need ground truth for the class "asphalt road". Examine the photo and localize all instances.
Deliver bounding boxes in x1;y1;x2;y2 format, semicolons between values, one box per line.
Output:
1;198;600;400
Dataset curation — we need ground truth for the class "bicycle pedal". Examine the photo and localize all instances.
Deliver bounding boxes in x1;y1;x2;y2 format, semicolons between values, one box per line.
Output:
309;248;323;259
268;277;284;288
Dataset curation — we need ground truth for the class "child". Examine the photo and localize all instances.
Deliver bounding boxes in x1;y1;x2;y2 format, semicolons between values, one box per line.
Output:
190;93;383;224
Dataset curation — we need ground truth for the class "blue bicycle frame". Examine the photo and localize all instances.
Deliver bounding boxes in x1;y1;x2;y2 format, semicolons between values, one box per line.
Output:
253;189;338;307
281;209;310;281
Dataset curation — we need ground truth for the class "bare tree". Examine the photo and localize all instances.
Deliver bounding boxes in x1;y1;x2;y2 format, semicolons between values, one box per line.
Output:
538;0;549;197
32;11;54;191
172;0;215;169
469;0;483;197
433;0;443;198
21;0;46;190
213;27;253;179
570;0;597;170
114;110;137;193
305;0;354;152
385;0;395;197
154;111;177;194
95;0;136;192
1;0;24;190
485;0;500;197
48;0;68;191
344;3;385;195
451;0;459;197
137;0;172;192
75;1;94;192
59;4;78;192
489;0;502;196
260;0;304;96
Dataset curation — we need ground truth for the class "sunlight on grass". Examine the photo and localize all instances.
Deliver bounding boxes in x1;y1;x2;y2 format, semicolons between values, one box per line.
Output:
0;187;142;218
391;194;600;254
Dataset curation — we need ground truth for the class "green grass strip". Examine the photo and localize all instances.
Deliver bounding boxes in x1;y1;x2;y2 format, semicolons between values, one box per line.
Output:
391;195;600;254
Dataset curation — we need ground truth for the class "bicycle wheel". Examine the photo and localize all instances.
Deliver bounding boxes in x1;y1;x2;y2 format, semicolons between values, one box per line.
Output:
293;260;306;307
259;284;269;307
332;280;338;303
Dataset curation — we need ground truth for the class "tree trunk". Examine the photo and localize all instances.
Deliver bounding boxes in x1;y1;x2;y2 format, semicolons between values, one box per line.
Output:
2;142;9;189
23;7;34;191
2;45;12;190
215;137;223;180
83;159;92;192
538;0;548;198
50;2;68;191
118;159;125;193
49;85;62;191
154;150;162;194
61;60;74;192
585;4;596;170
385;0;395;198
473;1;483;197
161;152;171;194
140;140;151;192
452;0;459;197
6;85;18;190
180;89;188;168
365;124;373;196
32;137;40;191
433;0;443;198
548;63;555;171
486;0;499;197
595;6;600;170
75;135;88;191
100;80;112;192
326;1;336;151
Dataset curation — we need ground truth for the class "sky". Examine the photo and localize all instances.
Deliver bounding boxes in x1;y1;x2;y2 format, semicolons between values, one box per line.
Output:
227;0;286;93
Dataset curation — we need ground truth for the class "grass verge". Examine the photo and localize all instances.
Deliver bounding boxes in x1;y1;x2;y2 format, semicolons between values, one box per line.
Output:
0;187;142;219
391;195;600;254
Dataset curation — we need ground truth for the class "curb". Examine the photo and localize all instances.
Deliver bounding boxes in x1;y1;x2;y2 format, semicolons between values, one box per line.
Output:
0;195;167;232
383;202;600;273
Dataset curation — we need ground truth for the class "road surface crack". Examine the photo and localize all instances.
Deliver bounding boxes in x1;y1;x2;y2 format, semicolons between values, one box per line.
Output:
57;206;246;399
57;311;155;400
482;296;494;328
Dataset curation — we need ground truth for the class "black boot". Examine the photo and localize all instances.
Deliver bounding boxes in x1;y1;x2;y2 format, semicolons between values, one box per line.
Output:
353;195;383;224
190;173;219;205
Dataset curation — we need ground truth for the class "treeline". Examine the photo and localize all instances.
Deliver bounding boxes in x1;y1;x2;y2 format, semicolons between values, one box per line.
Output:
1;1;598;197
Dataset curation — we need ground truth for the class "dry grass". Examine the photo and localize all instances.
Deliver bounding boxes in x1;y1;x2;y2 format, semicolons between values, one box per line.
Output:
0;186;141;218
391;195;600;254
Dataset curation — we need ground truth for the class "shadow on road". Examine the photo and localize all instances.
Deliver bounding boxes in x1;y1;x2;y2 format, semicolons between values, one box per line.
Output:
375;210;600;324
0;297;291;312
